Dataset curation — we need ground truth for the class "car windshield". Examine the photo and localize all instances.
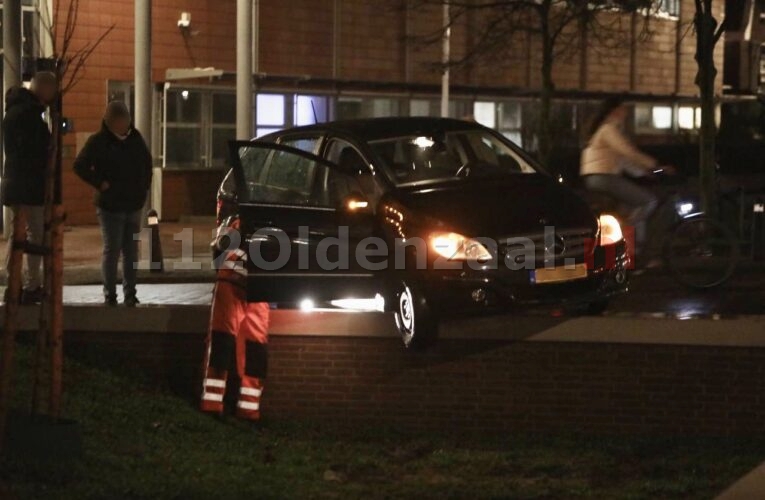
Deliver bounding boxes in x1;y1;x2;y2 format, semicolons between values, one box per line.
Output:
369;130;539;186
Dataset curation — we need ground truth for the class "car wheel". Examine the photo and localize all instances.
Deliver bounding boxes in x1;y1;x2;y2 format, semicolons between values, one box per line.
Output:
394;282;438;350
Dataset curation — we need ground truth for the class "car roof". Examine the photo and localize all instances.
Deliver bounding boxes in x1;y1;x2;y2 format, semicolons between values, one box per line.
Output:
261;117;488;143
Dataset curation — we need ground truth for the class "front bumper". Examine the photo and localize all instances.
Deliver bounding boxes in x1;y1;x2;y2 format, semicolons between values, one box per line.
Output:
417;241;630;315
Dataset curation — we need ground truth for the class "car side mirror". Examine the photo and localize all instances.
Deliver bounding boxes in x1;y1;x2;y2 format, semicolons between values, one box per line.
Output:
341;192;371;213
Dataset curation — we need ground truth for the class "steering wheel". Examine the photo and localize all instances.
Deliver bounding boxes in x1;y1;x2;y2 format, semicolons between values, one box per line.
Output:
455;162;474;178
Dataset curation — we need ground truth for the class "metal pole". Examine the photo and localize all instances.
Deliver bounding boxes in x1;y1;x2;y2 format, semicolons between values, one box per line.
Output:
237;0;254;140
440;1;450;118
2;0;22;238
135;0;157;215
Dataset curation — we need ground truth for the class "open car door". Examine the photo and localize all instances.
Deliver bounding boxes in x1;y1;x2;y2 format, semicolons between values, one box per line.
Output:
229;141;382;305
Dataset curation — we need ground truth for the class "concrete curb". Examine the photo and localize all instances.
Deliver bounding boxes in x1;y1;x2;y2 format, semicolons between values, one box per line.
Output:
1;305;764;346
716;462;765;500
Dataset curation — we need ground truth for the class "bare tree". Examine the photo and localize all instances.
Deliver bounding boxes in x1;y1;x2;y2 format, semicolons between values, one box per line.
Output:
409;0;664;170
0;0;115;450
692;0;728;216
39;0;114;418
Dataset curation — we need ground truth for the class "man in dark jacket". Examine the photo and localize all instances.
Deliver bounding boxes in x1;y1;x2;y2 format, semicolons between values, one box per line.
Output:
2;72;57;304
73;101;153;306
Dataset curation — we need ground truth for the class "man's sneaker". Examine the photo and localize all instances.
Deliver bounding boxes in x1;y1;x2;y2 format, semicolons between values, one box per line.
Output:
124;296;140;307
21;287;44;305
104;296;118;307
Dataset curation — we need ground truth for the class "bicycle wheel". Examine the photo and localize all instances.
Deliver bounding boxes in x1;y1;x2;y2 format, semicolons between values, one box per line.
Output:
664;216;739;289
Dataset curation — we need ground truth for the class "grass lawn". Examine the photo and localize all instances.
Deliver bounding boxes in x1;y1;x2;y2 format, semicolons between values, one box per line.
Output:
1;344;763;499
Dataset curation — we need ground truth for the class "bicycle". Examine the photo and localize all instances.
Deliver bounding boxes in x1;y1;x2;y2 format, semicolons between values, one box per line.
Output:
580;171;742;290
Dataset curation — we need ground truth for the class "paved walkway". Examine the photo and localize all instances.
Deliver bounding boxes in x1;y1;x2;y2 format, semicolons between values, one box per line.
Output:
62;283;214;305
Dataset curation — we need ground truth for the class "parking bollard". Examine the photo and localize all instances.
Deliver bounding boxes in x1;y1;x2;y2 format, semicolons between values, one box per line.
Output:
147;209;164;272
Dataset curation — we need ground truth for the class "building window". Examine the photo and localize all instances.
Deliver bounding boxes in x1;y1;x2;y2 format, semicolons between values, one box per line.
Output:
678;106;701;130
0;3;41;62
634;104;674;133
408;98;471;119
295;95;330;126
256;94;286;138
410;99;432;116
336;97;402;120
657;0;680;17
211;93;236;168
498;102;523;145
474;102;497;129
108;81;135;114
165;89;204;168
651;106;673;129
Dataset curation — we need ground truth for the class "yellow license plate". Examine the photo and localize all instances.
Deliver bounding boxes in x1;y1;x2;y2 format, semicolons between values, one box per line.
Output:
532;263;588;284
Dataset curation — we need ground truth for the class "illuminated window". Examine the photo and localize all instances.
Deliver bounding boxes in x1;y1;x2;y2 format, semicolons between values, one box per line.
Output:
474;102;496;129
652;106;673;129
257;94;286;127
657;0;680;17
295;95;329;126
678;106;701;130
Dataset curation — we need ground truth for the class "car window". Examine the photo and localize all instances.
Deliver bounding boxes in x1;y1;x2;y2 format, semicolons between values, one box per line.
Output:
265;149;317;193
279;135;322;154
369;130;536;186
236;144;361;209
325;139;384;207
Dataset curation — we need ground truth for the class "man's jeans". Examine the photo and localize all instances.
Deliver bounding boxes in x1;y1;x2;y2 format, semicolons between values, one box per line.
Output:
4;205;44;291
583;174;659;253
97;208;142;300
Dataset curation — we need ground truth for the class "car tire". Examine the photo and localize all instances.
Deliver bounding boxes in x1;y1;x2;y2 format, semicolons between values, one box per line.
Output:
394;282;438;350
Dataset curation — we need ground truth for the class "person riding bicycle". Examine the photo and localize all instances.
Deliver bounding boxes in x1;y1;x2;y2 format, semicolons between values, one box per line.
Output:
580;97;672;262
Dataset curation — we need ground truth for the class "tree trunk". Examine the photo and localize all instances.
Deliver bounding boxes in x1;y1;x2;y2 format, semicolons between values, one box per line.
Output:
47;100;64;419
0;210;27;452
694;1;719;217
538;10;555;173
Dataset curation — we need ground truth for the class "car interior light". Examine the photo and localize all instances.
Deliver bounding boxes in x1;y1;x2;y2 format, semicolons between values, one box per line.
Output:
412;136;435;149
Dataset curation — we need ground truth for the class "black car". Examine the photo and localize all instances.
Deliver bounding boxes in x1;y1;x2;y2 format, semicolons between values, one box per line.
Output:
218;118;629;348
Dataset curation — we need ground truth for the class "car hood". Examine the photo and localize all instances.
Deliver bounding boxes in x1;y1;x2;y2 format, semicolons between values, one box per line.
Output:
395;175;597;237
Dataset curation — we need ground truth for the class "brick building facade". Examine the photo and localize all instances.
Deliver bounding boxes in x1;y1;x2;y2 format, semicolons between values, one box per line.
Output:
3;0;726;224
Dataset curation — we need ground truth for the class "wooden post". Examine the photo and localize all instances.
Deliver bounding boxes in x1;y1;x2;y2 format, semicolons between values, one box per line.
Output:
49;203;65;419
45;93;64;419
0;208;27;451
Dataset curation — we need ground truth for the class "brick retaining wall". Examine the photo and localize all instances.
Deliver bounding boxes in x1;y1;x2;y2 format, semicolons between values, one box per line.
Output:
62;330;765;437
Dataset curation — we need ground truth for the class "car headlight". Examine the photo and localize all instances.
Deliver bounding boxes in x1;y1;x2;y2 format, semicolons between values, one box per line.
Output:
598;214;623;246
430;231;492;261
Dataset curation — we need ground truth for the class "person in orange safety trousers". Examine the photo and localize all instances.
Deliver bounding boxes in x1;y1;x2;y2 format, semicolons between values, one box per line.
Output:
200;217;270;421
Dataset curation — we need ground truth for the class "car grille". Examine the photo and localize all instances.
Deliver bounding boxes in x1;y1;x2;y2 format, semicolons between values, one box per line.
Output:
498;227;594;268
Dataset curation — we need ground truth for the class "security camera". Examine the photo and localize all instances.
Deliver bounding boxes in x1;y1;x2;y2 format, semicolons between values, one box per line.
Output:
178;12;191;29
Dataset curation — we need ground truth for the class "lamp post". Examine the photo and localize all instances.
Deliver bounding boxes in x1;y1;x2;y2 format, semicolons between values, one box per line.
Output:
441;1;451;118
237;0;254;140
